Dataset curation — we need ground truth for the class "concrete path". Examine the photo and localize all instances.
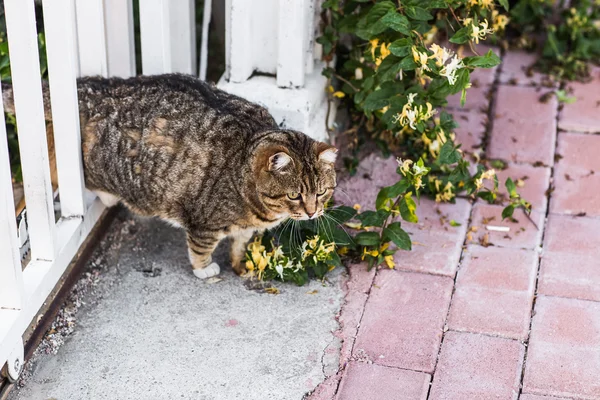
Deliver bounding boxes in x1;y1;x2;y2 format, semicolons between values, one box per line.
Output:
8;215;344;400
9;50;600;400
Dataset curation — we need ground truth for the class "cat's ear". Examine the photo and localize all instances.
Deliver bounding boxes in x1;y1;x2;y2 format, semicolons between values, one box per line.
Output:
316;142;338;165
268;152;293;171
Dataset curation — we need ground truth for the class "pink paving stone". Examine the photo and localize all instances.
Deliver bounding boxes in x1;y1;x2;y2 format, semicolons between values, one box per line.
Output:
523;296;600;399
559;67;600;133
447;246;538;339
520;394;573;400
488;85;557;165
335;153;399;207
469;203;545;250
453;110;487;152
542;213;600;254
393;198;471;276
335;362;430;400
353;270;453;372
551;132;600;216
429;331;524;400
447;81;491;112
499;51;558;87
483;163;551;210
538;214;600;302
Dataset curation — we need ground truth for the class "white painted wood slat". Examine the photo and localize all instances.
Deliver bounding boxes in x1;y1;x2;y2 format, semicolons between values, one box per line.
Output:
104;0;136;78
169;0;196;74
199;0;212;80
74;0;108;77
4;0;56;262
0;82;25;310
228;0;253;82
42;0;86;218
140;0;171;75
277;0;307;87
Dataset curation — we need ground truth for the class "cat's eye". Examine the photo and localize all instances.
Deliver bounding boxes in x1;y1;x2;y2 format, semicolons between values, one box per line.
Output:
287;192;301;200
317;188;328;196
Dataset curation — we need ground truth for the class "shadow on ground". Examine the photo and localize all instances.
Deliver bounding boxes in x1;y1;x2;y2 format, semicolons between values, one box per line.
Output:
9;210;344;400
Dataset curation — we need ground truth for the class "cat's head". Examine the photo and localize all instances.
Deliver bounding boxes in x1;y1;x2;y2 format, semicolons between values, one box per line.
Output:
253;131;337;221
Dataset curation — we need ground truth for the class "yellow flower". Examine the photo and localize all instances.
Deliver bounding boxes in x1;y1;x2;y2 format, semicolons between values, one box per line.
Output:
369;39;379;60
333;91;345;98
353;204;361;211
397;158;413;176
411;46;430;70
379;243;390;252
246;260;255;271
423;25;438;46
429;43;453;67
471;19;495;44
257;257;267;271
361;247;379;260
338;247;349;255
384;255;395;269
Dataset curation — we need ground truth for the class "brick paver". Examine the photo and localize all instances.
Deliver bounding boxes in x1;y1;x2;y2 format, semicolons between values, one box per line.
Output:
453;110;487;153
469;203;545;250
523;296;600;399
321;50;600;400
485;163;551;210
551;132;600;217
538;214;600;302
559;67;600;133
488;85;557;165
499;50;557;87
335;362;429;400
448;246;538;339
353;270;453;372
429;331;524;400
394;198;471;276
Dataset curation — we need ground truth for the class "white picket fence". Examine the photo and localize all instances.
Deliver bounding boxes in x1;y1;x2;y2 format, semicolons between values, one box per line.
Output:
0;0;199;382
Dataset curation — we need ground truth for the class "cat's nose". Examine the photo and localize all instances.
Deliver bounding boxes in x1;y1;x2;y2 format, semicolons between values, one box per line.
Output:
307;211;315;218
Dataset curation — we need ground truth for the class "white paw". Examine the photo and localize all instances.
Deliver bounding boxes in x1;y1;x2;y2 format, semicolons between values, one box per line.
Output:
193;262;220;279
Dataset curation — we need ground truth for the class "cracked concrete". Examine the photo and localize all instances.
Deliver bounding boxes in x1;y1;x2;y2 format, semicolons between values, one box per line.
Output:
8;211;345;400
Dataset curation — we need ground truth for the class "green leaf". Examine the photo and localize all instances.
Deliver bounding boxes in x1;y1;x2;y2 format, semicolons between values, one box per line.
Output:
398;55;418;71
405;6;432;21
477;190;497;203
355;231;382;246
357;209;390;227
362;82;402;111
505;178;518;198
399;192;418;223
463;50;501;68
356;1;397;38
327;206;357;224
437;141;461;165
502;205;515;220
376;179;410;210
383;222;412;250
498;0;509;11
449;26;471;44
389;38;412;57
380;11;410;35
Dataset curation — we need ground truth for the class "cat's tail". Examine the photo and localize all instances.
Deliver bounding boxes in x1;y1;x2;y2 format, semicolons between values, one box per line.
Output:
2;81;53;120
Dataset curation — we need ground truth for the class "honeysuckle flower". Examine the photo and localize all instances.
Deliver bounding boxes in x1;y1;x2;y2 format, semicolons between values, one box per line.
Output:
471;19;495;44
474;168;497;190
478;0;494;9
412;46;430;71
492;10;509;31
246;260;254;271
412;163;429;175
275;264;284;280
439;55;465;85
355;68;363;80
384;255;395;269
423;25;438;45
429;44;454;67
333;91;345;98
397;158;414;175
435;182;455;202
369;39;379;60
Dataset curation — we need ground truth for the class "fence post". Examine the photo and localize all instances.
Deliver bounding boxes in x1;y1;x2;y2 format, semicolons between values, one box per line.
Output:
4;0;56;261
0;82;25;310
139;0;171;75
74;0;108;77
277;0;307;88
104;0;136;78
42;0;86;218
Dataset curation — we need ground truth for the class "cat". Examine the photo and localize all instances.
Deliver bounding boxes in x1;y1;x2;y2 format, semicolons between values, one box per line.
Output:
3;74;337;279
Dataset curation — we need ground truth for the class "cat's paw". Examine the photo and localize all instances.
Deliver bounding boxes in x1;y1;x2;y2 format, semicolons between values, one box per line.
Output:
193;262;220;279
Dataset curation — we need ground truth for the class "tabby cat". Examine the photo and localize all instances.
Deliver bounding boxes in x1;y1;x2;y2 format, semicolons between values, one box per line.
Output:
4;74;337;279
